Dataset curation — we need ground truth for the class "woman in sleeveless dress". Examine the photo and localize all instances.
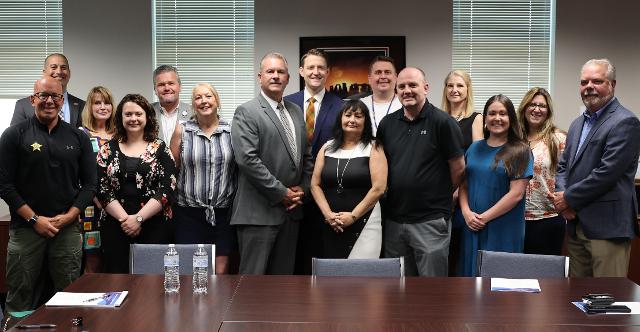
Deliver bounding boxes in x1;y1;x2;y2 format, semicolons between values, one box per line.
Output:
310;100;387;258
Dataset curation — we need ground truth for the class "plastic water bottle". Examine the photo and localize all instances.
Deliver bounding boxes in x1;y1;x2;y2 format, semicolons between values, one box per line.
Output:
192;244;209;294
164;244;180;293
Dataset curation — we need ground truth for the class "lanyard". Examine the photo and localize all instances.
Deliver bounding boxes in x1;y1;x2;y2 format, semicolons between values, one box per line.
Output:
371;95;396;130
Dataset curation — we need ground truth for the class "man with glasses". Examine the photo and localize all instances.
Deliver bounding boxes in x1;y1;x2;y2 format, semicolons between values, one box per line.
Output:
0;77;96;313
11;53;85;127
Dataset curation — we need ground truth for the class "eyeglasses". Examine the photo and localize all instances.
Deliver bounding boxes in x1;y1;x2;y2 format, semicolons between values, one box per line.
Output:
527;102;548;111
33;92;63;102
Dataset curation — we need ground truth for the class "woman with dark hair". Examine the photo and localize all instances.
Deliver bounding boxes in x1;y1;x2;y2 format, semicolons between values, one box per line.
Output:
96;94;177;273
517;88;567;255
456;95;533;276
310;99;387;258
79;86;117;273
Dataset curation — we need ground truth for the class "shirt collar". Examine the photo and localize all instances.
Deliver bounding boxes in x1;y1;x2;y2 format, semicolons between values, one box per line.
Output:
260;90;283;111
304;87;325;104
582;97;615;122
398;100;431;121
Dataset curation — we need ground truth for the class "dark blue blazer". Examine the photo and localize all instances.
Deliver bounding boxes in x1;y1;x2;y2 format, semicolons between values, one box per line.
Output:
284;90;343;158
556;98;640;239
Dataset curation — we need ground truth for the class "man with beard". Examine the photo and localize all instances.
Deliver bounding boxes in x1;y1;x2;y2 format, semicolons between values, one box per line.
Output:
152;65;194;144
552;58;640;277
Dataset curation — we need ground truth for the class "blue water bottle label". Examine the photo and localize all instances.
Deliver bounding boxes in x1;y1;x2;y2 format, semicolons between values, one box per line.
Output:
193;256;208;268
164;256;179;267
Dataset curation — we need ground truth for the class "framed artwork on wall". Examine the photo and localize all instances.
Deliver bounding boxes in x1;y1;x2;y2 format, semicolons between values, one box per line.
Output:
299;36;406;99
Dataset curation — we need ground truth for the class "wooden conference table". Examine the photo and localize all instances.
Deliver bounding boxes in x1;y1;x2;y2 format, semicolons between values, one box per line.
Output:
12;274;640;331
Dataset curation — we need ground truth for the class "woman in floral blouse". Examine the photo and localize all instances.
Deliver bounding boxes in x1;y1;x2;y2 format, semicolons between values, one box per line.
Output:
96;93;177;273
517;88;567;255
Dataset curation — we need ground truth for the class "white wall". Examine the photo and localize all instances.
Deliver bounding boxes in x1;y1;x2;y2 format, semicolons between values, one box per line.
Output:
554;0;640;130
64;0;153;103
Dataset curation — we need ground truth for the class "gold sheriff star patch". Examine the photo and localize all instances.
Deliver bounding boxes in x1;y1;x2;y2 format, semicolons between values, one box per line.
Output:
31;142;42;151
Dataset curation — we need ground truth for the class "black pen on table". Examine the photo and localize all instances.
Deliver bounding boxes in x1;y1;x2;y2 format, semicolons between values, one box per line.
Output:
15;324;56;329
83;293;110;303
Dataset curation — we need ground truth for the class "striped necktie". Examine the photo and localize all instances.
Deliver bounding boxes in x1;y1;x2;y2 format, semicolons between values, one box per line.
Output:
277;103;298;164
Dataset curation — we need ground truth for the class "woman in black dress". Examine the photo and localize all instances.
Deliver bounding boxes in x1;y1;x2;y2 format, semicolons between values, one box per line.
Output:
310;100;387;258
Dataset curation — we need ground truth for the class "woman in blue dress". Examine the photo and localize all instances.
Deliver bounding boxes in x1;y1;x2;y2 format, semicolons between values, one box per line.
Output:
457;94;533;276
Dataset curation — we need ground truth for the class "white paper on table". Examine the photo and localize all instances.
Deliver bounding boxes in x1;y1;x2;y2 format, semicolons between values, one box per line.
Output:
490;278;541;292
45;291;128;307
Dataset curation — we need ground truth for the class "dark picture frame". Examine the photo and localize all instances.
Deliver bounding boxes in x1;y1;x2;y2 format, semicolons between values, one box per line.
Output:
299;36;406;99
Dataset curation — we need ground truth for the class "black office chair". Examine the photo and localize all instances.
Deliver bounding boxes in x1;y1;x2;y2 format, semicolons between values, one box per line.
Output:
129;244;215;275
477;250;568;278
312;257;404;277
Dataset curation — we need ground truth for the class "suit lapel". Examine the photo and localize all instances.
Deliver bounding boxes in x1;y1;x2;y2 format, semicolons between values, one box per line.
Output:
570;100;618;170
259;95;296;163
313;93;333;148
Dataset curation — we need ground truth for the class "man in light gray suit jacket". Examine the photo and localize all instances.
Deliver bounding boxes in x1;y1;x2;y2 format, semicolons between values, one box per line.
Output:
231;53;313;275
553;58;640;277
11;54;84;127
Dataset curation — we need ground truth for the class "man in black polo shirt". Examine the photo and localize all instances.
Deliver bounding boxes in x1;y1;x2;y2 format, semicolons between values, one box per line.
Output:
0;77;96;313
376;67;464;276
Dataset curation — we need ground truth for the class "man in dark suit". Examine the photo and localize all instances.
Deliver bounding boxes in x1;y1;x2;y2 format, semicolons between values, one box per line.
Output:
11;53;85;128
284;49;343;274
553;58;640;277
284;48;343;158
231;52;313;275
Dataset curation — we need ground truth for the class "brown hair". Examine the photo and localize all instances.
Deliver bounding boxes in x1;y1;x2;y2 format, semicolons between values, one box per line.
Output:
300;48;329;67
483;94;530;178
516;87;564;174
113;94;159;143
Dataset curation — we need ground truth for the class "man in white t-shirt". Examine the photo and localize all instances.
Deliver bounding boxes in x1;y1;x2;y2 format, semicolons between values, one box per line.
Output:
152;65;193;144
360;56;403;135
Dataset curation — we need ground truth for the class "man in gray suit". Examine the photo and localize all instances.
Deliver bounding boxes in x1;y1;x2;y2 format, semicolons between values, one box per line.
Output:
553;58;640;277
231;52;313;275
11;53;85;127
152;65;193;144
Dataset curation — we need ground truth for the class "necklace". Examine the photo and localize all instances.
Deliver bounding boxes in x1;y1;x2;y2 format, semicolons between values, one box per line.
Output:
371;95;396;131
453;112;464;121
335;144;359;194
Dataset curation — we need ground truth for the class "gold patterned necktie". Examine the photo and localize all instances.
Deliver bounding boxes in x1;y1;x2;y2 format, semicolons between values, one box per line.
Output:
305;97;315;144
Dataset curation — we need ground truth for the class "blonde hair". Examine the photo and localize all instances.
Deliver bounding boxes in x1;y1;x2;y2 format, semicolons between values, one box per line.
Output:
191;83;221;121
441;70;475;118
516;87;563;174
81;86;116;133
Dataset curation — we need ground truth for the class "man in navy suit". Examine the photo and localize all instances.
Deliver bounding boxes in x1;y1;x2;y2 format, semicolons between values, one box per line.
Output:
284;49;343;273
553;58;640;277
11;54;85;128
285;48;343;158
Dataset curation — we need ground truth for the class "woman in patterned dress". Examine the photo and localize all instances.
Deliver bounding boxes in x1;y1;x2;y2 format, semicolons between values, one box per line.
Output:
96;94;177;273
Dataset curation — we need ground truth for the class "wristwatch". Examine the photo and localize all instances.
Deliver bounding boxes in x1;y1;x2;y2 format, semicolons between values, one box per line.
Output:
135;215;144;224
27;214;39;225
